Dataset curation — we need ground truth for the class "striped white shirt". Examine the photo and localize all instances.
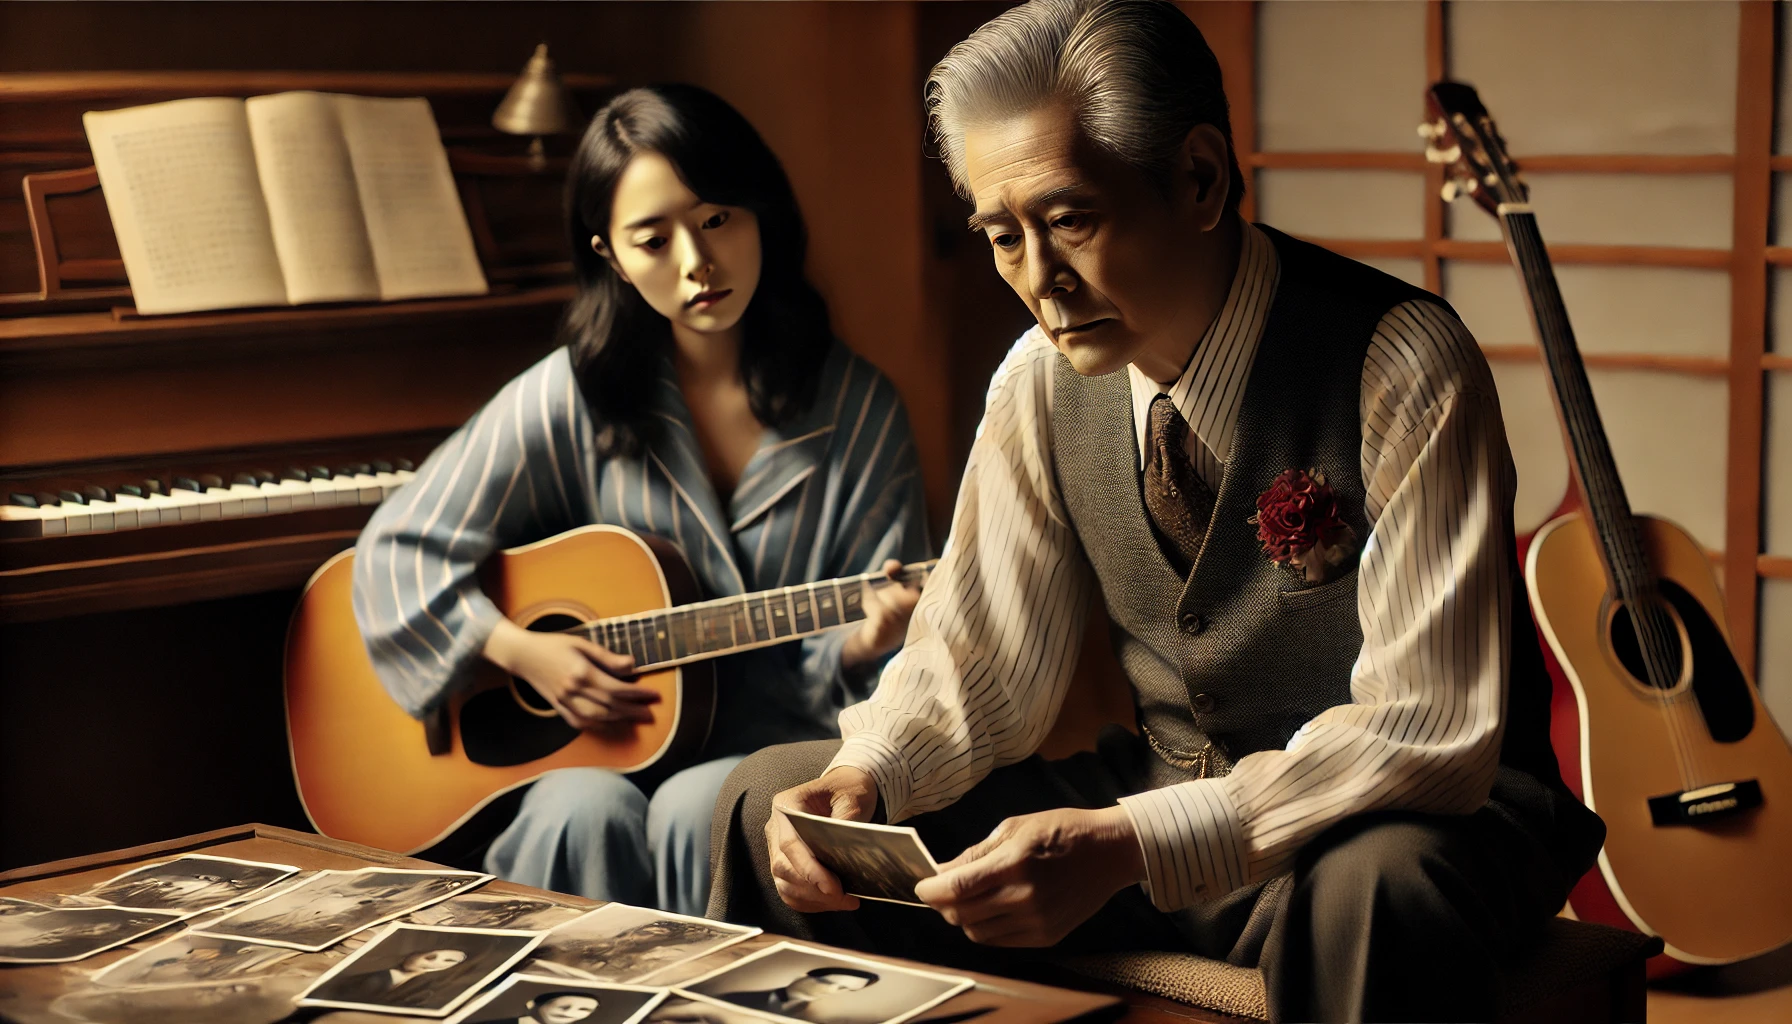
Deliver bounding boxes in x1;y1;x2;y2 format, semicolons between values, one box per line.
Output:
831;221;1514;912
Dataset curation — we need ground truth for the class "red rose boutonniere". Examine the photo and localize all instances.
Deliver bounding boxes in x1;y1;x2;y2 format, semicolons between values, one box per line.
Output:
1249;468;1358;584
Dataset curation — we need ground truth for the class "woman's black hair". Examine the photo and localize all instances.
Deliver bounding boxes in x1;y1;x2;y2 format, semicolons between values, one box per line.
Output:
561;84;836;458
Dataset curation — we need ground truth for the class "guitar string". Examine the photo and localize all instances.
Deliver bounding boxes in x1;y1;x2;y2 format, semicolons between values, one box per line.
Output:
1508;215;1700;787
1515;218;1703;788
1508;215;1704;790
546;564;932;670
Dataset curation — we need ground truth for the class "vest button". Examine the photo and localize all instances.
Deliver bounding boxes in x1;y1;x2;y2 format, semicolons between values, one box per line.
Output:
1179;612;1204;634
1191;692;1216;714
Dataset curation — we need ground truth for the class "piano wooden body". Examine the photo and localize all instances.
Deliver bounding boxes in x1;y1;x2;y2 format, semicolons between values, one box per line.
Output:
0;71;611;869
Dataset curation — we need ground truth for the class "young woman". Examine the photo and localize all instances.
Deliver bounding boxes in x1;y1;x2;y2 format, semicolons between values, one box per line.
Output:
351;84;929;916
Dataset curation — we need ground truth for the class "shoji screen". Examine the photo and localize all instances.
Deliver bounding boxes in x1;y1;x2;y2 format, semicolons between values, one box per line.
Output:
1245;0;1783;730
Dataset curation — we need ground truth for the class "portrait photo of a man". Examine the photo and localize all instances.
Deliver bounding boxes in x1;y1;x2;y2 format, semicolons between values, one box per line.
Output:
682;943;969;1024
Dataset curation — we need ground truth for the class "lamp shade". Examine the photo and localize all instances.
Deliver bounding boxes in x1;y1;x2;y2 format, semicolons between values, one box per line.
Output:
493;44;581;137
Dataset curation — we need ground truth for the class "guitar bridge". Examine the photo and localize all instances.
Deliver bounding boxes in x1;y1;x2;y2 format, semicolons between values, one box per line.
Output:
1647;780;1762;826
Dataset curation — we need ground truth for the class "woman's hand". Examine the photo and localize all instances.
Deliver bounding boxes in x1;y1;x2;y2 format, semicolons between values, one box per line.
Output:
765;766;880;913
840;559;921;670
482;619;659;730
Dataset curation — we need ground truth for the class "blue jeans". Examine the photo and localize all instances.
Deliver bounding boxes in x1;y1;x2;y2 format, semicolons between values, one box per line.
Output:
484;756;745;917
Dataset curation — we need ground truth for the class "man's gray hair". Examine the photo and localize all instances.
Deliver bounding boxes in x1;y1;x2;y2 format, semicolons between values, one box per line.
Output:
926;0;1242;208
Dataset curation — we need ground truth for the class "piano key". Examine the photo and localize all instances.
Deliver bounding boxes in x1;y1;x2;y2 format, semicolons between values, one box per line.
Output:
279;469;317;510
115;485;166;527
198;474;245;518
0;495;50;538
336;466;380;505
112;491;154;528
244;471;292;514
172;477;222;521
81;485;128;531
228;474;269;516
55;490;93;534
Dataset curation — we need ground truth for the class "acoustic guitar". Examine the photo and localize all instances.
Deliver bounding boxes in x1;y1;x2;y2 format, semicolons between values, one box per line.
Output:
285;524;934;855
1425;82;1792;964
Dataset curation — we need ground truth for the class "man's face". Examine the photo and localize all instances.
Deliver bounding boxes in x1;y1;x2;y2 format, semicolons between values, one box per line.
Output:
963;103;1229;378
788;970;873;999
535;994;600;1023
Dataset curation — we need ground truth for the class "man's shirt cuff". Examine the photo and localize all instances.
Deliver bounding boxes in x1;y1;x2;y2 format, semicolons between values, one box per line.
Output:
1117;779;1249;911
827;732;916;822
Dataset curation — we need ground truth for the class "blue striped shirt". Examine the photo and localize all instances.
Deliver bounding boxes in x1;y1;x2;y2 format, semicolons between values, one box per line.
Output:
352;341;930;755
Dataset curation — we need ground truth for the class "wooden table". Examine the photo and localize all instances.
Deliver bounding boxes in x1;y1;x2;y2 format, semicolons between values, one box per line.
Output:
0;824;1135;1024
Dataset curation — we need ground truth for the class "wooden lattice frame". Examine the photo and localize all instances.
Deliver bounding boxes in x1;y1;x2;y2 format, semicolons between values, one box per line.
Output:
1226;0;1780;673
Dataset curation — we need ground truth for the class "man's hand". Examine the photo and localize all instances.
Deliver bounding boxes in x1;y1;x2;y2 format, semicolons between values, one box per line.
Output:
482;618;657;730
840;560;921;670
766;766;880;913
914;806;1147;947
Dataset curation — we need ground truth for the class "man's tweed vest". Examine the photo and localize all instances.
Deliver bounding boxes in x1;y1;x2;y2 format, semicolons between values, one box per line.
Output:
1050;227;1601;871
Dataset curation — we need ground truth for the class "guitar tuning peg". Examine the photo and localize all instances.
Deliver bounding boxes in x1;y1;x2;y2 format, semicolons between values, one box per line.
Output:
1417;119;1447;140
1424;144;1461;165
1483;172;1501;187
1440;176;1480;203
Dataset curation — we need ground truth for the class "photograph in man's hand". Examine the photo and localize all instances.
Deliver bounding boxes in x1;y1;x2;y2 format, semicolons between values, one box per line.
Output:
782;810;939;907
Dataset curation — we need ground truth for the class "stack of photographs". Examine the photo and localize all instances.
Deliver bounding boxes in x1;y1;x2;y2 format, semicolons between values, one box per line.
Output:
5;857;980;1024
0;854;299;965
191;866;491;951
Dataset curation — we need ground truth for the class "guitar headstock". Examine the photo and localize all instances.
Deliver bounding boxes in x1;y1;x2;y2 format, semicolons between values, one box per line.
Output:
1421;81;1528;216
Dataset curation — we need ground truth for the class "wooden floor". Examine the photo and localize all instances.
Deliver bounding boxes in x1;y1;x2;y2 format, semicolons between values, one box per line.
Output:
1648;943;1792;1024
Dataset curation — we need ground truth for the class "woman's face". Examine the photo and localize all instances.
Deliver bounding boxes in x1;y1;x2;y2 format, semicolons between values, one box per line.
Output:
601;150;761;338
401;948;466;973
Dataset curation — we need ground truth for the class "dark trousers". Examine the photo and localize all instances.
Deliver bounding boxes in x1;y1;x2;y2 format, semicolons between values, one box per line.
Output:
707;733;1576;1023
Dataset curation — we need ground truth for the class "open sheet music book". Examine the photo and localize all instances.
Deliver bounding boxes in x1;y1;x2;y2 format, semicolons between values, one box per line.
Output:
84;92;489;316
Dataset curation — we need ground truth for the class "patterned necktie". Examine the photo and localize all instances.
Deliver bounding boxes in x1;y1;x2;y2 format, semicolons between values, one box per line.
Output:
1143;393;1215;575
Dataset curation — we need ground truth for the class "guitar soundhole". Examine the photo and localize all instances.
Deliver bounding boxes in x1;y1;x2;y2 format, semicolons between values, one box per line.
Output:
458;613;585;768
1608;600;1680;690
1608;582;1754;743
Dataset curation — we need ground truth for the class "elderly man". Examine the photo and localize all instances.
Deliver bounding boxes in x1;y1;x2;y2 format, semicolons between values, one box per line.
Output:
709;1;1603;1019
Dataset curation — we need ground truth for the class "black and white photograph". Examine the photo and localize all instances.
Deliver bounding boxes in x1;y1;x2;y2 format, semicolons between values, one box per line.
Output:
445;973;667;1024
643;995;797;1024
529;904;760;983
0;896;184;965
680;942;973;1024
89;930;305;987
299;923;543;1017
192;867;491;951
81;854;299;915
409;891;587;931
782;810;940;907
48;975;314;1024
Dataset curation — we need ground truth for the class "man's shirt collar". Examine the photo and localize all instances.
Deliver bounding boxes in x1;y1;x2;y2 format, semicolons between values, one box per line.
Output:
1126;220;1281;478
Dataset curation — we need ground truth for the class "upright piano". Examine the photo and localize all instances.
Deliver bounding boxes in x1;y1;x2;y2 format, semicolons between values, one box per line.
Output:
0;71;612;868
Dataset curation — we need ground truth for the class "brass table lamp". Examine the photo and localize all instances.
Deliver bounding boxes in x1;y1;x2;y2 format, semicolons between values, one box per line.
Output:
493;44;582;171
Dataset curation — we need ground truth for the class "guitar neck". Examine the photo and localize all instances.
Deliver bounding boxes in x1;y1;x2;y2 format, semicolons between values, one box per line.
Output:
1500;208;1656;604
577;560;936;671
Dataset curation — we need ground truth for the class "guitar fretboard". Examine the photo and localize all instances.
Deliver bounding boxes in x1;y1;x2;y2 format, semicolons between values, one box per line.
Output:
573;562;934;671
1502;210;1682;688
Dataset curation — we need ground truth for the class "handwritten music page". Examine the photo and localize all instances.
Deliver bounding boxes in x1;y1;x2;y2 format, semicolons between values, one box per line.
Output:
333;96;488;301
83;98;288;315
244;91;380;305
